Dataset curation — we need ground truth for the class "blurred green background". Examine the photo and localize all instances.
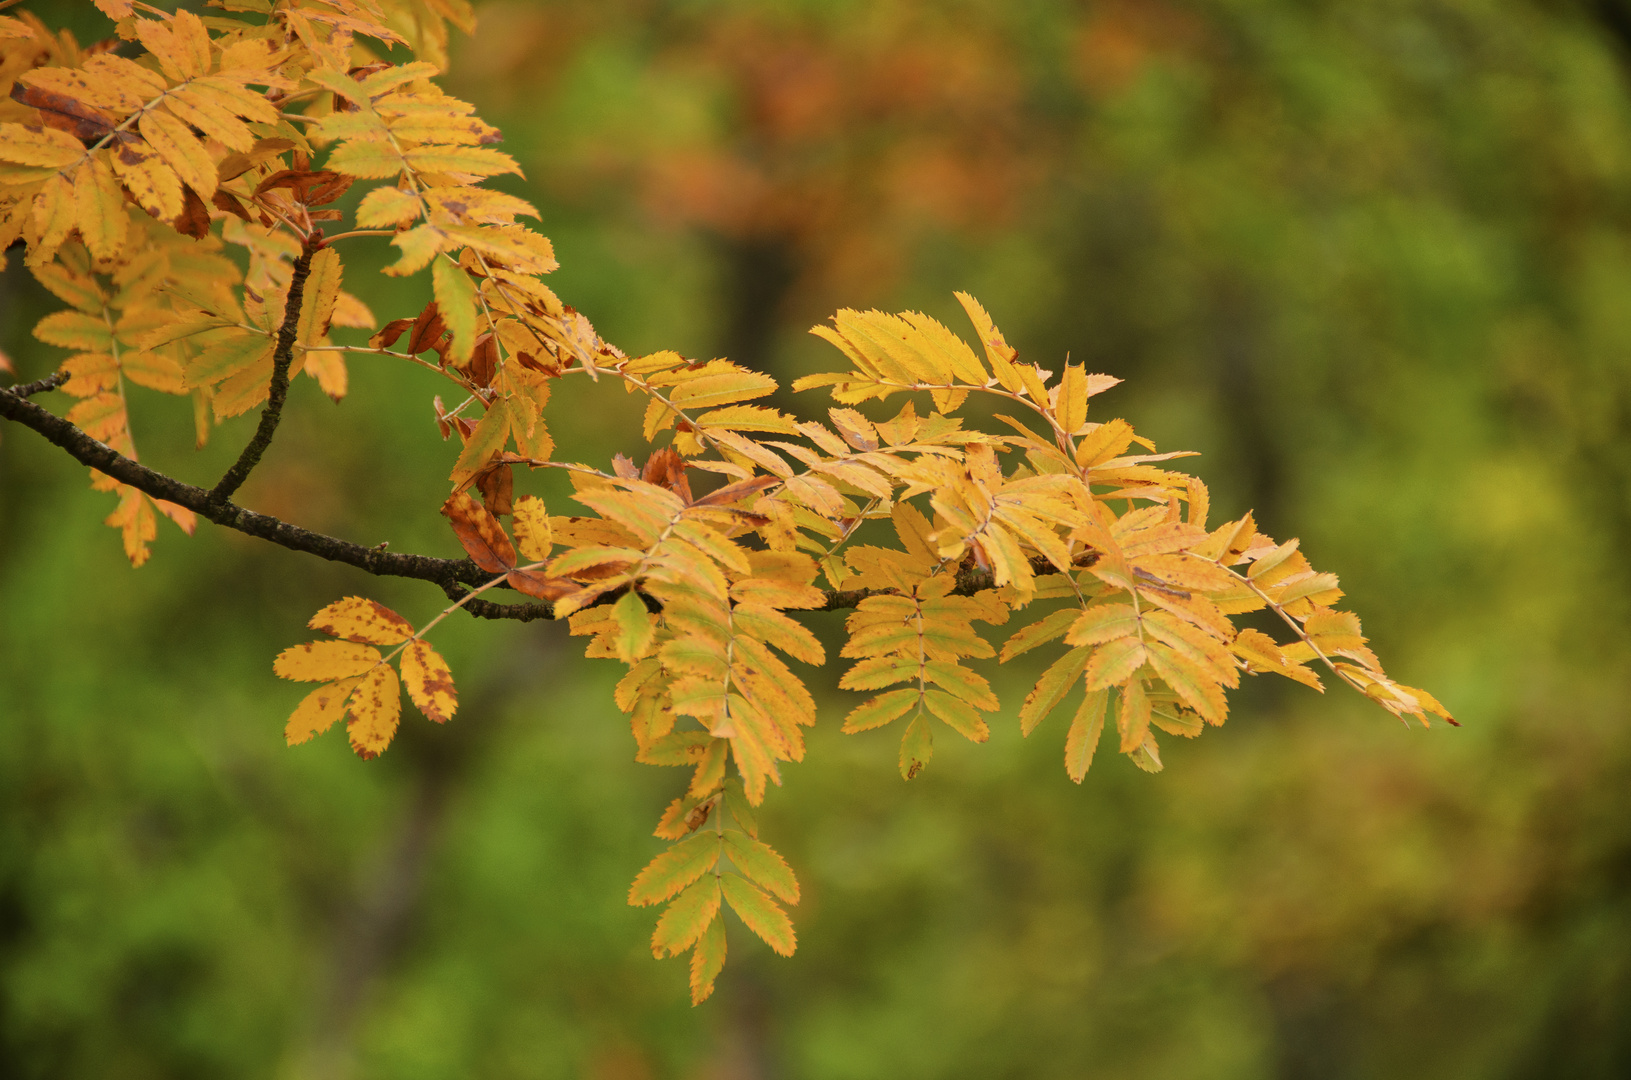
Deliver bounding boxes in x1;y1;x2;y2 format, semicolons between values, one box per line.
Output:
5;0;1631;1076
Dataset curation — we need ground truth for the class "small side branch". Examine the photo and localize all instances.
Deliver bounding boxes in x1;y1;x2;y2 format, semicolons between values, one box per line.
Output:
210;242;318;504
7;371;66;398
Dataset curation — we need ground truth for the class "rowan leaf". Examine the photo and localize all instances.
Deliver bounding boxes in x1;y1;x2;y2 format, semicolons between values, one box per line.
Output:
923;689;990;742
441;490;516;572
720;873;796;957
512;495;553;560
308;596;413;645
1065;688;1108;782
612;590;657;662
723;830;799;904
1019;645;1091;735
630;831;722;907
295;247;342;348
841;688;919;733
432;259;478;364
346;665;402;759
1084;637;1148;691
274;640;381;682
651;877;722;958
688;916;727;1006
284;676;363;746
899;713;933;780
401;640;458;723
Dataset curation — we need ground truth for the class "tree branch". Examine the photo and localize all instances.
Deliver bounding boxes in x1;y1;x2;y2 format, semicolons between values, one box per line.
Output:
0;382;1059;621
6;371;67;398
210;242;317;504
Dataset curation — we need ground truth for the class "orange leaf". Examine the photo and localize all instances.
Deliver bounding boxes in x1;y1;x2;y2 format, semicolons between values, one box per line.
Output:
441;490;515;572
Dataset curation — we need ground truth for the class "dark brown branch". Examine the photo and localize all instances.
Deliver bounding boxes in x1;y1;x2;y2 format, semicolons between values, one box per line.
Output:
210;242;317;503
0;380;1056;621
7;371;66;398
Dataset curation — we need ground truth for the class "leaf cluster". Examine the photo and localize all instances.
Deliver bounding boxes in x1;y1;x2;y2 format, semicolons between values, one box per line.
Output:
0;0;1451;1005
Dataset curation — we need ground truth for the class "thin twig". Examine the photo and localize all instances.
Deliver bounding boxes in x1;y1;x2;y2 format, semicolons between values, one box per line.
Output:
210;242;317;504
7;371;66;398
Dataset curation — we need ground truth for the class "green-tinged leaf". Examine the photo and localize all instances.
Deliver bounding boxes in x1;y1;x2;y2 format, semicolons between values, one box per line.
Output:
723;830;799;904
1117;680;1152;754
841;688;919;733
1084;637;1148;691
651;877;722;958
689;916;727;1006
1000;607;1078;662
187;329;274;387
1065;688;1108;782
449;396;510;485
612;590;656;663
922;688;989;742
1064;603;1139;647
1019;645;1091;735
720;873;796;957
899;713;933;780
432;258;478;364
629;831;722;907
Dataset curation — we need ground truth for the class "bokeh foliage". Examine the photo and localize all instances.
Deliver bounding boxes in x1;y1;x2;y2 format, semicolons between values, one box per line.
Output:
4;0;1631;1076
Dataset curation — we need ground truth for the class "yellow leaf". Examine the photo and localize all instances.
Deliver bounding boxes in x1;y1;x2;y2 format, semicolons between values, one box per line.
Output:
403;144;520;177
1057;364;1088;435
28;172;76;266
401;639;458;723
1116;679;1151;754
1083;637;1147;691
274;640;381;682
0;123;84;168
135;9;212;82
512;495;553;560
110;137;183;221
1020;645;1092;735
383;222;442;276
74;156;127;262
138;110;217;198
1065;688;1108;782
307;596;412;645
355;185;422;228
346;665;402;758
327;139;405;180
284;676;362;746
296;247;342;347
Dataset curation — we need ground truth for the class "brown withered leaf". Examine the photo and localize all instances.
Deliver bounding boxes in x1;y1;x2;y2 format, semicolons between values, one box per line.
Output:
465;332;498;384
475;462;513;516
211;189;251;221
441;490;515;572
406;301;445;355
692;475;778;508
371;317;414;350
10;82;115;142
174;185;211;239
505;567;578;601
254;169;352;206
642;448;692;503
